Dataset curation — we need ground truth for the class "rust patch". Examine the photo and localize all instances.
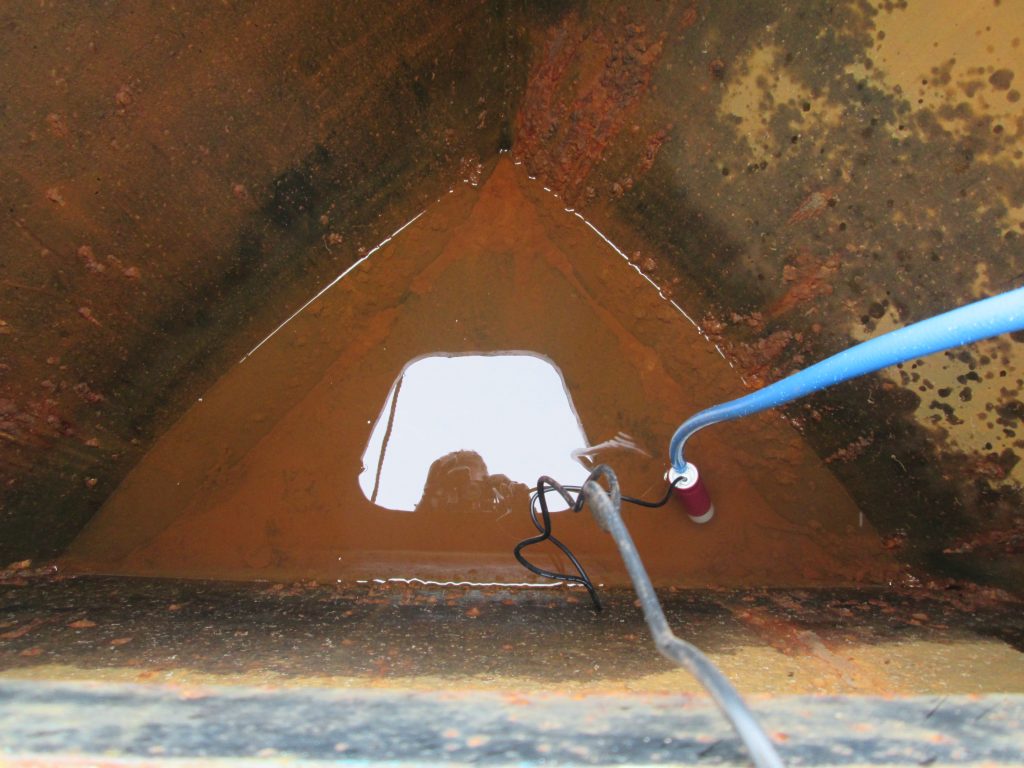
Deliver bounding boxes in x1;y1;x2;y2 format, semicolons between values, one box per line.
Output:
944;516;1024;556
44;113;68;139
514;11;666;205
636;126;672;176
677;5;700;34
823;435;875;465
770;251;841;318
786;188;840;226
730;330;800;389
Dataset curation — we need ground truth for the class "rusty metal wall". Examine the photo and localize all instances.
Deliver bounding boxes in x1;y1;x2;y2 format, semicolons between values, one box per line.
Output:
1;1;1022;592
0;1;521;561
509;1;1024;591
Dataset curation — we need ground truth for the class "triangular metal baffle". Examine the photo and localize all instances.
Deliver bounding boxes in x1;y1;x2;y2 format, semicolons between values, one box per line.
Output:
63;159;895;587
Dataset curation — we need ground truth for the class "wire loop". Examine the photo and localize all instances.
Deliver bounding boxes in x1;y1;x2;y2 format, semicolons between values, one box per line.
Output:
514;470;685;610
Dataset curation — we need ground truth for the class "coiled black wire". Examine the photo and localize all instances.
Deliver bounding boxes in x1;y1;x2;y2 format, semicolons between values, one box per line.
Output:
513;471;685;611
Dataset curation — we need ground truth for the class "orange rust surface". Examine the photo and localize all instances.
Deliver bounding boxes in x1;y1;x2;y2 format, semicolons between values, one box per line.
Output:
0;1;512;563
769;251;841;319
61;160;895;588
513;11;667;205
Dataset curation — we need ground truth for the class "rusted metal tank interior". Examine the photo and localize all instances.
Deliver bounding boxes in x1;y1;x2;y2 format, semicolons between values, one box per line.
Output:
2;1;1023;765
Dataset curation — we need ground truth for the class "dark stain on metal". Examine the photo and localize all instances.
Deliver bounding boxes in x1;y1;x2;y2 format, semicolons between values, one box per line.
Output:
509;0;1024;593
0;1;523;564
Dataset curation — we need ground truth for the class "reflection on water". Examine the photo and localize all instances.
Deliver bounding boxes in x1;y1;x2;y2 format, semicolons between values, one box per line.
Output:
359;353;589;512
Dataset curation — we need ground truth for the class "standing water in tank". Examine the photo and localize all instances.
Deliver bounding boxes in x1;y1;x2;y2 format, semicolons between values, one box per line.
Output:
61;159;896;589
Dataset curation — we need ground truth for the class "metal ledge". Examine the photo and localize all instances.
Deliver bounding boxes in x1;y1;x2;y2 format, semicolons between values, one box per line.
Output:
0;680;1022;766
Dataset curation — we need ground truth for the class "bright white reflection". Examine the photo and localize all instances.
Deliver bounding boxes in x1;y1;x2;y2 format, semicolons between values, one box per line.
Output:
359;353;590;511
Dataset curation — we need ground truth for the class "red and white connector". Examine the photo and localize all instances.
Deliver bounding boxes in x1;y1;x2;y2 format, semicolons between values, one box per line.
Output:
667;464;715;524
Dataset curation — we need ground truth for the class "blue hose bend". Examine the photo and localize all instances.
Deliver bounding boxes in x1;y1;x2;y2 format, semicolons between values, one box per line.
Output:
670;286;1024;472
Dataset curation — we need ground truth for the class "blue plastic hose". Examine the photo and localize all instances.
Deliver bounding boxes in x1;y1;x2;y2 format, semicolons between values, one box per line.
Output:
670;285;1024;472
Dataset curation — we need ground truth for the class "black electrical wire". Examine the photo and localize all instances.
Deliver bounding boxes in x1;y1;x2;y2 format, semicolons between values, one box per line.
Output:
513;471;685;611
580;465;785;768
514;476;603;610
513;465;784;766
